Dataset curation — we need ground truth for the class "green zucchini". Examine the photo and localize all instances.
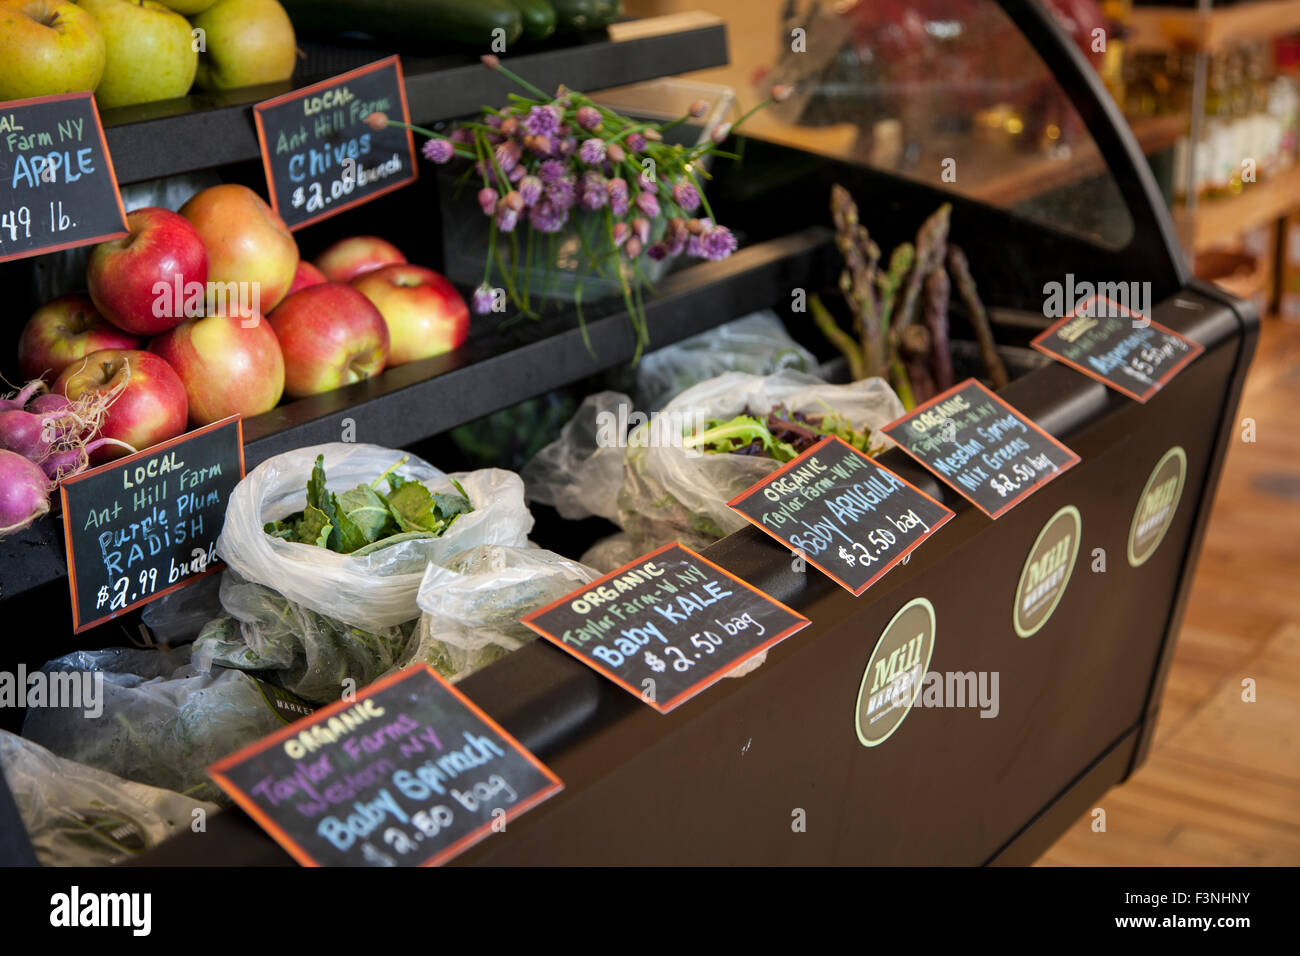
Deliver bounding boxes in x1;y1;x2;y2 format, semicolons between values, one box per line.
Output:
592;0;622;26
550;0;602;33
280;0;523;50
504;0;557;41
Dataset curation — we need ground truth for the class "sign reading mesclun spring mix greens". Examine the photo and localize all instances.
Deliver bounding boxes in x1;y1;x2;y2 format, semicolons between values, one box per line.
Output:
1013;505;1081;639
0;91;127;263
728;436;953;595
882;379;1080;519
209;664;562;867
1031;297;1204;403
1128;447;1187;567
855;597;936;747
522;543;810;714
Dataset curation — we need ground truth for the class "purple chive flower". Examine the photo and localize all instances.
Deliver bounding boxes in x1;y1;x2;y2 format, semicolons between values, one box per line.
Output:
484;114;502;129
524;134;553;156
518;175;543;206
672;181;701;212
472;284;495;314
579;171;608;211
635;191;660;217
495;139;522;172
546;175;577;211
477;187;499;216
637;170;655;192
606;177;629;216
579;138;606;165
559;136;576;157
576;105;601;131
611;222;630;248
625;237;643;259
508;164;526;183
422;138;454;164
538;159;566;183
699;224;737;261
607;142;626;164
529;200;568;233
499;116;519;137
631;216;650;243
627;132;647;152
665;217;688;255
646;241;669;261
524;104;561;137
495;205;520;233
502;189;524;212
450;128;472;144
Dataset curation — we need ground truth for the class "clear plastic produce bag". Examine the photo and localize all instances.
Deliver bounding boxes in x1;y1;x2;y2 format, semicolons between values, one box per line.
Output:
0;730;219;867
522;392;628;524
399;544;598;683
21;646;284;804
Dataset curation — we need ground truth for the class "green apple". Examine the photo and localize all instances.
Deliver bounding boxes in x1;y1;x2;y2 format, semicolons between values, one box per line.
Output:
0;0;105;101
77;0;197;109
156;0;214;13
192;0;295;91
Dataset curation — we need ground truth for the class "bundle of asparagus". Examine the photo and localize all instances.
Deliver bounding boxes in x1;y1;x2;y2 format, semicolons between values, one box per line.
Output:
809;185;1008;408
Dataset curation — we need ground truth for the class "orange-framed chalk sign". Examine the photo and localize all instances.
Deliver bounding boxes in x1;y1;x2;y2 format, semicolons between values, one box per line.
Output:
252;55;418;231
59;416;244;633
209;664;563;867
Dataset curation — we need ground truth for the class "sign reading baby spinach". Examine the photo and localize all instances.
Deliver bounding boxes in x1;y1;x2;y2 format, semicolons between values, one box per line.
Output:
881;379;1080;519
59;416;244;633
209;664;562;867
253;56;418;231
1031;296;1204;403
522;543;810;714
0;91;128;263
728;436;953;595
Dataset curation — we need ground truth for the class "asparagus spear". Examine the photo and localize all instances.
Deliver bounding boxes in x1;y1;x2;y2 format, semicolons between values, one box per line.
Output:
924;264;954;392
947;244;1008;390
894;203;951;332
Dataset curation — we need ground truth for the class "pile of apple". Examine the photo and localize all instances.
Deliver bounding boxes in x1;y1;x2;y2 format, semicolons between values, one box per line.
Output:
17;182;469;462
0;0;296;109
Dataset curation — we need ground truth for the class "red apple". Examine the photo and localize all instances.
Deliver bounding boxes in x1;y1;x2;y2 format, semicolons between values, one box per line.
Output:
149;306;285;426
55;348;187;460
314;236;406;283
351;264;469;366
180;184;299;312
287;260;327;297
18;293;140;381
86;206;208;336
267;283;389;398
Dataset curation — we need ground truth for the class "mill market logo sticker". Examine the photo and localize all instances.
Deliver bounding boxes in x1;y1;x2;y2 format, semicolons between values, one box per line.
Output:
1128;446;1186;567
1013;505;1081;639
854;597;935;747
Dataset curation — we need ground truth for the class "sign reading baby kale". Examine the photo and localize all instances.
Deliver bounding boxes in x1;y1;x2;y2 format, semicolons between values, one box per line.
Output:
728;436;953;595
1031;296;1204;403
882;379;1081;520
59;416;244;633
522;543;810;714
0;92;128;263
209;664;562;867
253;56;417;230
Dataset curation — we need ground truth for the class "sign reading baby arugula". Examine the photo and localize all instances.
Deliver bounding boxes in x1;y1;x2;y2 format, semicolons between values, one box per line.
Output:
1031;296;1204;403
882;380;1081;520
0;92;128;263
253;56;417;230
59;416;244;633
728;436;953;595
522;543;810;714
209;664;562;867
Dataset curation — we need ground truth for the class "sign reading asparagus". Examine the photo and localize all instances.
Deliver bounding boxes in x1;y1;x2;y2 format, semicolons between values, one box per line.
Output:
522;543;810;714
728;436;953;595
253;56;417;231
59;416;244;633
1030;296;1204;403
882;379;1080;519
0;91;128;263
209;664;562;867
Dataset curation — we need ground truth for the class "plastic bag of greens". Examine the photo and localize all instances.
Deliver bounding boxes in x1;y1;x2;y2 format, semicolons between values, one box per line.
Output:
0;729;219;867
21;646;286;804
397;544;598;683
218;443;533;630
521;391;628;524
192;570;421;704
634;311;818;411
580;532;642;574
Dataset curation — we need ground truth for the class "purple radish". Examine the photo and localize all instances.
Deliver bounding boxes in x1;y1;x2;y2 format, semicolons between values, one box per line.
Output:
40;437;135;483
0;379;46;412
27;393;71;414
0;449;52;535
0;409;67;460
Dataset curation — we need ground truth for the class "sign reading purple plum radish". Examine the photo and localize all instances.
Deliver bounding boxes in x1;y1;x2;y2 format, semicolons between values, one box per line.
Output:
0;92;127;264
522;543;810;714
253;56;417;231
882;380;1080;520
209;664;562;868
728;437;953;596
1030;296;1204;403
59;416;244;634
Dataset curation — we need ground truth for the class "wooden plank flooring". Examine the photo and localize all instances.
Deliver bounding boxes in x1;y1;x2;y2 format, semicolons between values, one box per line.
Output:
1039;317;1300;865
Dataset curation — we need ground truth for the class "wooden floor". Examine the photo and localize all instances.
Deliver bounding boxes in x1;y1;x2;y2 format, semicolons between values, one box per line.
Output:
1038;316;1300;866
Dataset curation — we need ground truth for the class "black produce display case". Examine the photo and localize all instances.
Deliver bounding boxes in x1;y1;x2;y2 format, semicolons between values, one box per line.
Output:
0;2;1257;866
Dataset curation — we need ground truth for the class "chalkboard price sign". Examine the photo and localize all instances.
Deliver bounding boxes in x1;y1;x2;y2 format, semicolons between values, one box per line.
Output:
59;416;244;633
523;543;810;714
209;664;563;867
253;56;417;231
881;379;1080;520
728;436;954;595
0;92;128;264
1030;296;1204;403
